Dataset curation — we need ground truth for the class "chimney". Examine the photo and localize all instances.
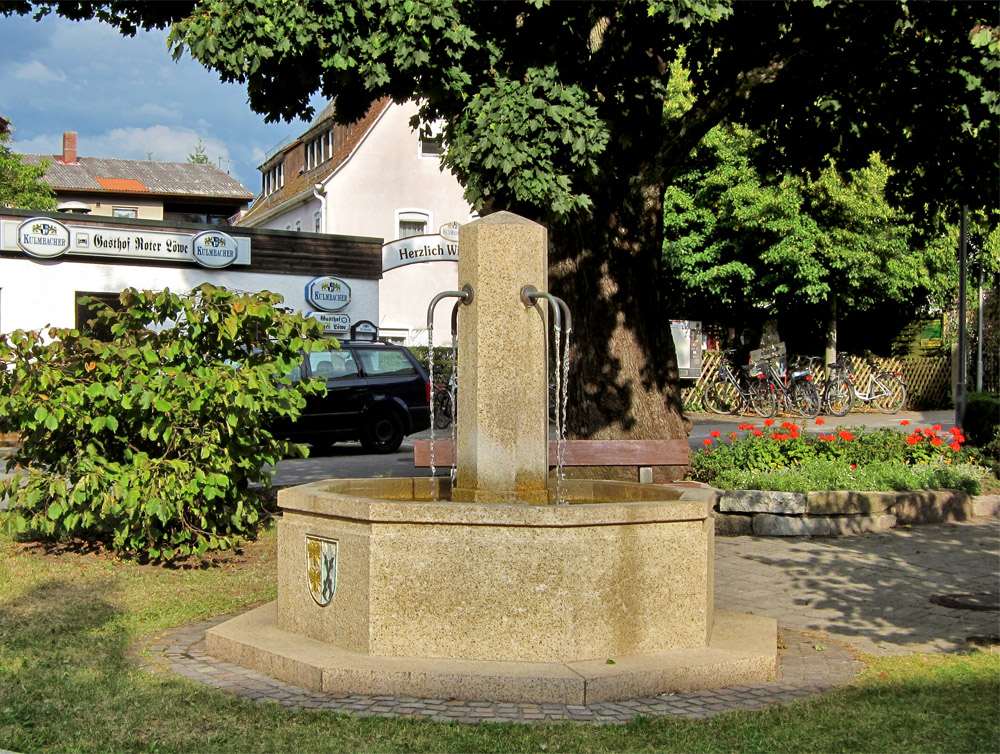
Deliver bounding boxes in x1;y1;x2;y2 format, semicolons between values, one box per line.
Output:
61;131;78;164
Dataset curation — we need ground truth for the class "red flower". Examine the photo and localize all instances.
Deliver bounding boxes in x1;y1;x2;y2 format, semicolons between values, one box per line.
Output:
753;429;764;436
781;421;795;430
933;424;942;431
820;434;835;441
702;438;712;446
729;433;738;441
949;426;961;436
710;430;721;438
815;417;826;425
764;418;775;427
900;419;910;426
850;464;857;470
906;434;922;445
924;428;936;436
838;430;854;441
931;436;943;446
949;441;961;451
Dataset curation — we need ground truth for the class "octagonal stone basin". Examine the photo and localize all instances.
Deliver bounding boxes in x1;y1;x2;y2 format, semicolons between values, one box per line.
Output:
274;477;716;663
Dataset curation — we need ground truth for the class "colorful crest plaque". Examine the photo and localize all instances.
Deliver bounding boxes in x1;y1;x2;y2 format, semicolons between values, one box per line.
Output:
305;535;338;606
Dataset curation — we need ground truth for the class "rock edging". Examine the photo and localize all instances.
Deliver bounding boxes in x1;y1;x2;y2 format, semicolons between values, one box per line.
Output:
713;488;994;537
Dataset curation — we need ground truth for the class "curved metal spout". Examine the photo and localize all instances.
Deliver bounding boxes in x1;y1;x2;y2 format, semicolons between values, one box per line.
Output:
427;285;473;331
520;285;572;335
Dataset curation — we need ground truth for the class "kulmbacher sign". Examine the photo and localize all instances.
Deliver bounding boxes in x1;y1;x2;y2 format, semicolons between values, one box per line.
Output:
2;218;251;268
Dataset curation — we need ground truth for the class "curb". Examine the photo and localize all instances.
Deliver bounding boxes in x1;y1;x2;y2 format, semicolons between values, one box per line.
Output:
712;488;997;537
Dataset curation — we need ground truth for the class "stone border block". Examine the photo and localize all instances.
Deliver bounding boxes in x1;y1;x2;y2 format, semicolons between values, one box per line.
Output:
753;513;897;537
718;490;807;514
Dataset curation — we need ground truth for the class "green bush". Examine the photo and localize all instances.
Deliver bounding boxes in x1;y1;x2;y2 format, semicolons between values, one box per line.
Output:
692;419;986;493
964;391;1000;461
0;284;332;560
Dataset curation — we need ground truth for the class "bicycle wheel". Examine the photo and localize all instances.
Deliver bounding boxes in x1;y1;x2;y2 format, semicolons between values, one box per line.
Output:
790;379;821;419
872;373;906;414
823;377;855;417
703;377;742;415
748;378;777;418
432;389;453;429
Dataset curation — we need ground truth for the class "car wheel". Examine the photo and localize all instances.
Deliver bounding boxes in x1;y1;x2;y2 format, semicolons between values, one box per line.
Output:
360;411;404;453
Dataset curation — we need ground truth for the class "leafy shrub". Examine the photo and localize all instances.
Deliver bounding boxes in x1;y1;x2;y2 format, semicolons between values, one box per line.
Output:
692;419;986;493
0;285;332;560
964;391;999;461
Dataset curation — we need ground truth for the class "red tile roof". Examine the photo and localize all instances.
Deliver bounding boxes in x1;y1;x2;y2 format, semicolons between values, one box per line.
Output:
95;177;148;192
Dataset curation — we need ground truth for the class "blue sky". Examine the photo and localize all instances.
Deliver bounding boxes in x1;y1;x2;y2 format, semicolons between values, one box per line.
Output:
1;12;325;193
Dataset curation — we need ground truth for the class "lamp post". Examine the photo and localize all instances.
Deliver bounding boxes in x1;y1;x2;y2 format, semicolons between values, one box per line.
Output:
955;206;968;430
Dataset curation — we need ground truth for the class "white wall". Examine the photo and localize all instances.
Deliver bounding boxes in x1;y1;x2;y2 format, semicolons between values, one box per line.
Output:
0;256;377;335
320;101;473;344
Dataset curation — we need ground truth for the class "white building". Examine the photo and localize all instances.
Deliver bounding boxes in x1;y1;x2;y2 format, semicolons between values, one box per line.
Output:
0;209;382;336
237;99;475;345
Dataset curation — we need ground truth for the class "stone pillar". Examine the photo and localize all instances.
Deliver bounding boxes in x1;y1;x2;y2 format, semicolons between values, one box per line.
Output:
451;212;549;504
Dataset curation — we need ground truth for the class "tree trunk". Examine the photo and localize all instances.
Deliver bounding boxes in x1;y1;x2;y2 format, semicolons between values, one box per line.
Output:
824;295;838;376
546;173;688;480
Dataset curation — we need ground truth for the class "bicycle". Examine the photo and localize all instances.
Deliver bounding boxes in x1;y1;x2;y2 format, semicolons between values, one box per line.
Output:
822;359;855;417
841;354;906;414
432;372;457;429
761;353;822;418
702;349;776;418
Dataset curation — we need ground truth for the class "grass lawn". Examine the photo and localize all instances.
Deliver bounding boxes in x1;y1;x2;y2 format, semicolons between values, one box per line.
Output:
1;525;997;754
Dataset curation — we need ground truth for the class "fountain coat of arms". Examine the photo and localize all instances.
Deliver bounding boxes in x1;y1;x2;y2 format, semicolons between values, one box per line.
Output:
305;536;338;606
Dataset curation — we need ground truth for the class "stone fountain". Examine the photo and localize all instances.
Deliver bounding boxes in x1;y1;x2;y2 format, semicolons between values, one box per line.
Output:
207;212;776;704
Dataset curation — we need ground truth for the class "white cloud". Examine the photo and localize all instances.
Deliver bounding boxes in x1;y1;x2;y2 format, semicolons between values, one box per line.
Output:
87;126;229;164
11;59;67;84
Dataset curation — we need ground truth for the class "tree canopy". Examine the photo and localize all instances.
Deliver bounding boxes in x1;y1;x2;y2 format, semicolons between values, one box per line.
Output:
7;1;998;443
0;126;56;210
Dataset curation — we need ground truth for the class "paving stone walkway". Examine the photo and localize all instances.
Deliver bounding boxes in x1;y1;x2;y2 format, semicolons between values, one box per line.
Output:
137;518;998;725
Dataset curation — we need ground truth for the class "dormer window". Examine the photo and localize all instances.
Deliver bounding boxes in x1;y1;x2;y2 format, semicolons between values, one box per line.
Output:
305;129;333;171
262;162;284;196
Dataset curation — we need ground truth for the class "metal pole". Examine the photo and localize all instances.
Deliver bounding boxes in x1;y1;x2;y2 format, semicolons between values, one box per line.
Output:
955;206;968;429
976;260;984;392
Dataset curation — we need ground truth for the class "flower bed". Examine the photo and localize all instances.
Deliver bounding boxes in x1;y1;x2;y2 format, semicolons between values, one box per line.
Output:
691;420;988;496
690;420;996;536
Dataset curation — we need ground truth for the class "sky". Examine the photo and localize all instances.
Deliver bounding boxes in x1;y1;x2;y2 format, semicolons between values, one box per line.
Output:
0;12;326;194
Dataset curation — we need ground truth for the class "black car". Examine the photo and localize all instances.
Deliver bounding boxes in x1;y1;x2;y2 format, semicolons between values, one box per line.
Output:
270;336;431;454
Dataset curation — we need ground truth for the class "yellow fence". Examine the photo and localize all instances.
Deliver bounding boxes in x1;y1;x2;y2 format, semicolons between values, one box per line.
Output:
682;351;954;412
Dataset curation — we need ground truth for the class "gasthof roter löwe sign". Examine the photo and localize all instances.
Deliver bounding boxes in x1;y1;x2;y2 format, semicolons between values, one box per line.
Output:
2;217;251;268
305;276;351;312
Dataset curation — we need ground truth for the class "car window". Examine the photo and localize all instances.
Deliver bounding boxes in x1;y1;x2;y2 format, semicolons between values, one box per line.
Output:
357;348;417;377
308;351;359;380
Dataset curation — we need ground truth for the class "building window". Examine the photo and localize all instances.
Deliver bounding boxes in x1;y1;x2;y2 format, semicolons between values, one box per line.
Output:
418;120;445;158
305;129;333;171
112;207;137;218
314;211;322;232
262;162;284;196
397;209;431;238
75;291;121;340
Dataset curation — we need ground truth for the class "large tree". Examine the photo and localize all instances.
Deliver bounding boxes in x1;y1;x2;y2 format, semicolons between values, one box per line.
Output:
661;125;959;356
9;1;998;448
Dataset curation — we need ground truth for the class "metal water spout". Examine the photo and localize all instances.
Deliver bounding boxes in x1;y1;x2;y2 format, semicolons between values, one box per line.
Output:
520;285;574;503
426;285;473;496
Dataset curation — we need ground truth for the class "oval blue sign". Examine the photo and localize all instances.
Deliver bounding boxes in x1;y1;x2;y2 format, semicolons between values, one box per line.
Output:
17;217;71;258
305;276;351;312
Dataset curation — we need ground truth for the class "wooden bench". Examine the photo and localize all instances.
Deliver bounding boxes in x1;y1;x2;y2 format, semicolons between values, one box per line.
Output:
413;438;689;483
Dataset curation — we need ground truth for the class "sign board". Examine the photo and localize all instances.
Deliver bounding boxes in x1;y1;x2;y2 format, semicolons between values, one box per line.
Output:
670;320;703;380
381;233;458;272
305;276;351;312
2;218;251;267
306;311;351;333
350;320;378;341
